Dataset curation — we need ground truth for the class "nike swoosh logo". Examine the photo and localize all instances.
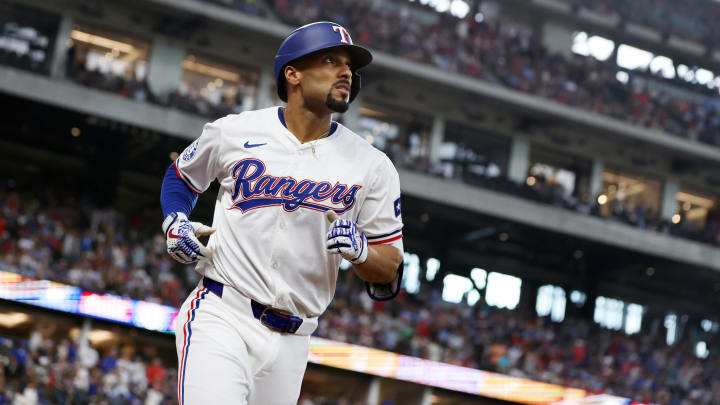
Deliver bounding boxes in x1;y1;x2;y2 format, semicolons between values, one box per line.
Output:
168;229;180;239
244;141;267;148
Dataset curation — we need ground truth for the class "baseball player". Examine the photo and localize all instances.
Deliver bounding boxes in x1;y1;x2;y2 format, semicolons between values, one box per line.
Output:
159;22;404;405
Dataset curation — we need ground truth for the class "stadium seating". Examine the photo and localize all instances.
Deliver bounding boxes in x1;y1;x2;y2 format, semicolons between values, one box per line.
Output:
562;0;720;45
317;269;719;404
0;187;195;308
0;333;178;404
1;184;718;404
2;1;720;404
262;0;720;148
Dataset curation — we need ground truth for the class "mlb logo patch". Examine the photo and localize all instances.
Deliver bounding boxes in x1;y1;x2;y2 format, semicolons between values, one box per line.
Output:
182;139;199;161
394;198;401;217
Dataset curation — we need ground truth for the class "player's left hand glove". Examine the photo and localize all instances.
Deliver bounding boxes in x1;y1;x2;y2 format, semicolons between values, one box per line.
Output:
162;212;215;264
325;211;368;264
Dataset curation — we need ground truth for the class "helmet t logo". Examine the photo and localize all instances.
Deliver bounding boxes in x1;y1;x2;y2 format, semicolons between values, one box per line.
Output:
332;26;352;45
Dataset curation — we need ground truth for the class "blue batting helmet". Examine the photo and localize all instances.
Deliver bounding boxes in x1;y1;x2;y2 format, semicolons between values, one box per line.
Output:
274;21;372;103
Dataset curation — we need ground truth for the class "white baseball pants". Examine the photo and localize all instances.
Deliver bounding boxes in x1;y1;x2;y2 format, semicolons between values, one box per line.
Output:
175;279;314;405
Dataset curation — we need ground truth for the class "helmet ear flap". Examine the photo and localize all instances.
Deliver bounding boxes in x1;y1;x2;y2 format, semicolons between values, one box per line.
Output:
349;71;362;103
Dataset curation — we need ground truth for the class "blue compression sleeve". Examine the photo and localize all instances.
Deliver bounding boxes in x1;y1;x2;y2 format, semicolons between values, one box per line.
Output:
160;163;198;218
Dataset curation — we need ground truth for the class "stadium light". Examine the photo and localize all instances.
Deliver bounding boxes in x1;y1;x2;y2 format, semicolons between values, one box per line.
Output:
649;55;675;79
0;312;30;328
696;341;710;359
615;71;629;84
617;44;653;70
665;313;677;345
470;268;487;289
442;274;473;304
625;304;643;335
695;68;714;85
485;272;521;310
571;32;614;61
183;59;240;82
410;0;470;18
403;253;421;294
426;257;440;281
70;30;134;53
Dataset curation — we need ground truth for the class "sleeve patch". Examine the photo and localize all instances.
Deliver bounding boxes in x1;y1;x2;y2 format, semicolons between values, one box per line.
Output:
182;139;199;161
394;197;401;217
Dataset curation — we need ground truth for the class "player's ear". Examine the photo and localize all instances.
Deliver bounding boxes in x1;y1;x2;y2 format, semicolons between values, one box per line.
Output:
284;65;302;87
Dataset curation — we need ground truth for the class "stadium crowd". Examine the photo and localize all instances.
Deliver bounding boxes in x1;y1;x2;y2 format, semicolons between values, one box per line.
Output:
195;0;720;148
565;0;720;46
0;184;719;404
0;332;178;404
316;269;720;405
0;186;196;307
6;0;720;146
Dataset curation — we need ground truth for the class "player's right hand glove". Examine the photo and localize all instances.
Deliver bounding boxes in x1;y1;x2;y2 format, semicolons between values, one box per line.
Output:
162;212;215;264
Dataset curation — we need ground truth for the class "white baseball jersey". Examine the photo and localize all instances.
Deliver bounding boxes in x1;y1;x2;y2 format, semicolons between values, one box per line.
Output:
174;106;404;317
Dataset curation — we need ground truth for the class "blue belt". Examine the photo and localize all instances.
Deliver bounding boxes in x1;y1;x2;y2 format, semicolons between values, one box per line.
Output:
202;277;303;334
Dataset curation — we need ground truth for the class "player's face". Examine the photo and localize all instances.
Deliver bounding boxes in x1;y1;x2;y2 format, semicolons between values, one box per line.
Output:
296;48;353;113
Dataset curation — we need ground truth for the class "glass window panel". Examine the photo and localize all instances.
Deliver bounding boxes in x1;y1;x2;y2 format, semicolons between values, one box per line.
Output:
676;190;716;227
0;2;60;75
358;103;432;173
67;24;151;98
176;53;258;118
440;120;510;183
597;170;661;225
527;147;592;210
